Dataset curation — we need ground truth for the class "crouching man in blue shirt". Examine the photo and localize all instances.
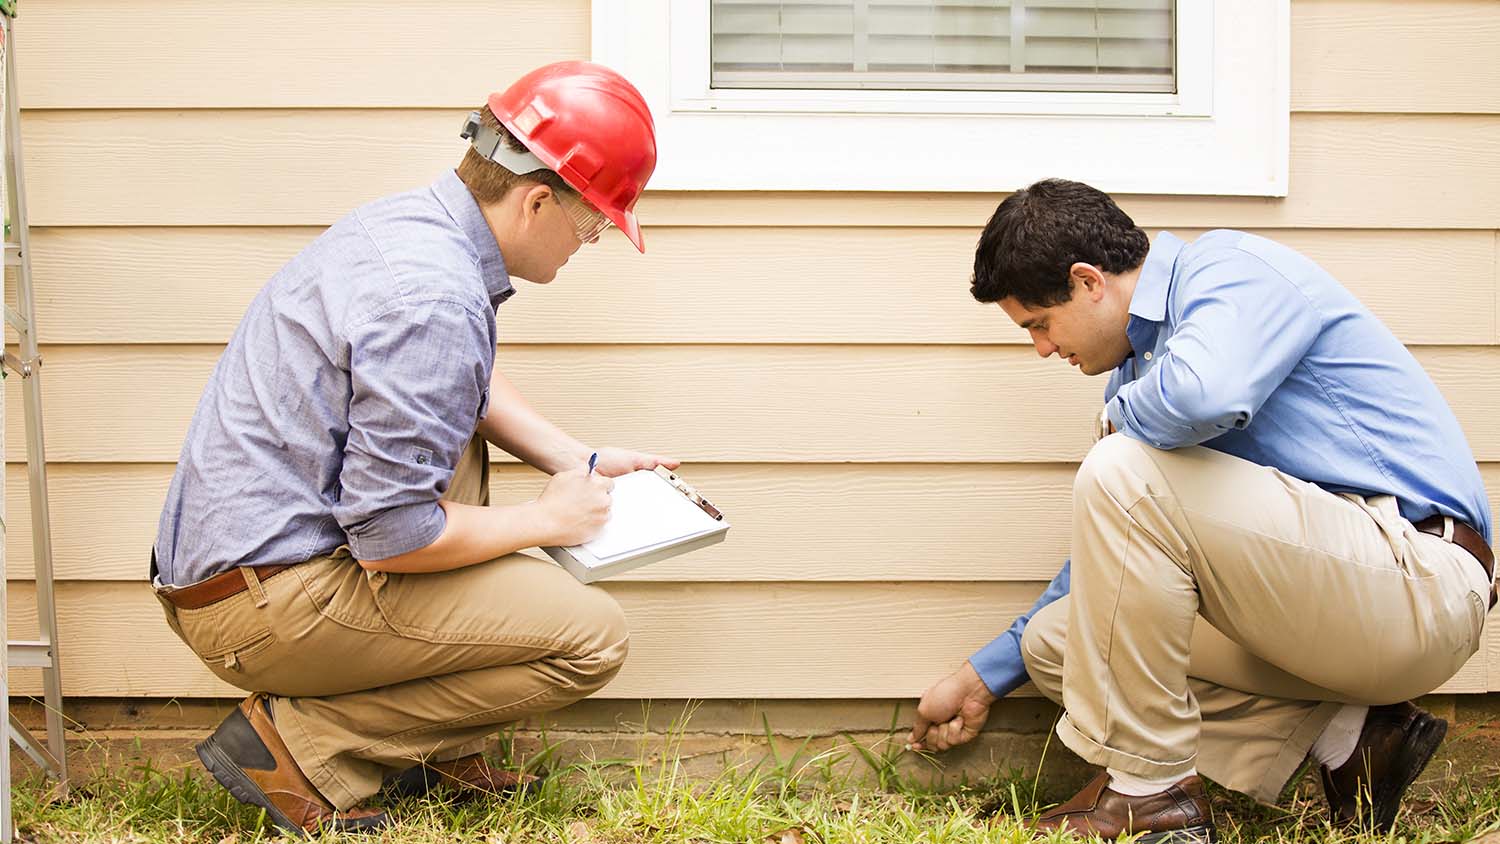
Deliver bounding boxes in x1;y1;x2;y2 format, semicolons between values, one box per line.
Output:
908;179;1494;841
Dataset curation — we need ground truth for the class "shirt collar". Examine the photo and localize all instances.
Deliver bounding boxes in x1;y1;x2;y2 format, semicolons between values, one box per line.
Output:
1124;231;1184;355
432;169;515;309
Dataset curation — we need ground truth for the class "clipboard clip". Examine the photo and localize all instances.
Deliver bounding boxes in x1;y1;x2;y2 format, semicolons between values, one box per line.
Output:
654;466;725;521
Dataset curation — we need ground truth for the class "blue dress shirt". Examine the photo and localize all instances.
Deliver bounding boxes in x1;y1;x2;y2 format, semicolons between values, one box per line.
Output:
969;230;1492;696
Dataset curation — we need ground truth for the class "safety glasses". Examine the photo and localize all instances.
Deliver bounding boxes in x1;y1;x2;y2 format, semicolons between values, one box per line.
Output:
555;191;613;244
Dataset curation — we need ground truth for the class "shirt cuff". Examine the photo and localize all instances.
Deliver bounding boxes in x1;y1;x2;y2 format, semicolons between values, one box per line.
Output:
345;500;446;562
969;631;1030;699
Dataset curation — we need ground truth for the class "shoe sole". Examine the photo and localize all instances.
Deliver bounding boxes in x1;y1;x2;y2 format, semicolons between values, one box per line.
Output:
197;736;391;836
196;736;311;839
1369;711;1448;831
1136;826;1217;844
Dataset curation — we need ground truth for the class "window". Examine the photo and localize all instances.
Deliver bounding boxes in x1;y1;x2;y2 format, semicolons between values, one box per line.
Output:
711;1;1176;94
593;1;1288;195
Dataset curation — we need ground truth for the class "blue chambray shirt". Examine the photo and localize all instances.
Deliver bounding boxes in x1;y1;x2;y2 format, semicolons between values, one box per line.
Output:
154;170;515;587
970;230;1492;696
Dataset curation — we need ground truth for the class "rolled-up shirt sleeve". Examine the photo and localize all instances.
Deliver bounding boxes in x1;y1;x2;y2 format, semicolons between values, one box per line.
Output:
336;297;493;561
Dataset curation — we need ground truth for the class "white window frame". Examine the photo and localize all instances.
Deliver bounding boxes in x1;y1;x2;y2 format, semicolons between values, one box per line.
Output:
593;1;1289;196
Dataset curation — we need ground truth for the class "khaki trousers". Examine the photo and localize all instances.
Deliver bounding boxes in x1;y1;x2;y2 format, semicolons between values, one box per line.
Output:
1021;435;1489;804
158;435;630;810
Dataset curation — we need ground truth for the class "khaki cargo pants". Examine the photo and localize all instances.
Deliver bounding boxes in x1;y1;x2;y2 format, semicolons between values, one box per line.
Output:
1021;435;1491;804
157;435;630;810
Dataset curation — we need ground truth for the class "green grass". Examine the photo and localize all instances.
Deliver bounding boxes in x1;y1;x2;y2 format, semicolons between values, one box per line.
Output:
9;732;1500;844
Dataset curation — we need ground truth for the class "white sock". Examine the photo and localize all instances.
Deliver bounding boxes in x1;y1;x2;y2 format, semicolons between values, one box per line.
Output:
1311;703;1369;769
1106;767;1194;797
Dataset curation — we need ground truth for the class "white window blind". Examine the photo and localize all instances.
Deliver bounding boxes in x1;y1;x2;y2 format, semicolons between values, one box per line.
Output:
711;0;1175;92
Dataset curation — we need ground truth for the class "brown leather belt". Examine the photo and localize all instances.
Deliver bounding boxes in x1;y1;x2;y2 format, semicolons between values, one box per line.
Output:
1414;516;1496;609
158;563;297;610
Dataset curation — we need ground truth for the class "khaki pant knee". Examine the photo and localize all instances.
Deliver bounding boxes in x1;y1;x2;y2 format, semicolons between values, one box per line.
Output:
1020;599;1068;703
565;588;631;695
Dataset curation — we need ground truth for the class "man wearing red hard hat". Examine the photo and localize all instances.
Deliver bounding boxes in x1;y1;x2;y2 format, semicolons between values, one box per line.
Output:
151;62;668;835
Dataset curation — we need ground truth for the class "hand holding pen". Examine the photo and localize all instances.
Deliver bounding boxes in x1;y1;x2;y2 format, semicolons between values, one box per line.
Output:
536;452;614;546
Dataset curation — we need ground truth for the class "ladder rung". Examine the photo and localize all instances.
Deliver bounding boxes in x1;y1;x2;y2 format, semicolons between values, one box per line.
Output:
4;304;25;333
2;241;18;267
7;640;54;669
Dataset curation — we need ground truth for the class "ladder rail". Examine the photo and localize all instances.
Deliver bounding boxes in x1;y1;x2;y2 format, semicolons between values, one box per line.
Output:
4;12;65;784
1;11;70;842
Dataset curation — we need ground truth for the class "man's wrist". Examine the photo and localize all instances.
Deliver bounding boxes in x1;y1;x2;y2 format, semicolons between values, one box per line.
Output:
545;442;592;475
961;660;999;704
519;499;561;547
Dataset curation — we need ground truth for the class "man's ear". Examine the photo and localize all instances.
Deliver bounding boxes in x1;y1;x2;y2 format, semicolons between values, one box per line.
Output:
520;183;554;222
1070;262;1107;301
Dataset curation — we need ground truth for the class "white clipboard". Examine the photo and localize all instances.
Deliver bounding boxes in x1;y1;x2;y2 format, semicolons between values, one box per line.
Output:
542;466;730;583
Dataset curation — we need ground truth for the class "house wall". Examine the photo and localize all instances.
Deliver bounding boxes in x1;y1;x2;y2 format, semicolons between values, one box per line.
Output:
5;0;1498;706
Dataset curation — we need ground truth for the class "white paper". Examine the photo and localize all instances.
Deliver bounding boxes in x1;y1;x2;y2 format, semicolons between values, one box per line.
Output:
580;470;723;564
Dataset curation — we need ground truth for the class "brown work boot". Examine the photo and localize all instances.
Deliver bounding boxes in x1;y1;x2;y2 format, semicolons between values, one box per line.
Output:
1032;771;1216;842
385;753;542;802
1320;701;1447;831
196;694;390;838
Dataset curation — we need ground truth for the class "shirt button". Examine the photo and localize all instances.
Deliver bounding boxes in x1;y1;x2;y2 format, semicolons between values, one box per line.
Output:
1143;351;1153;361
415;454;429;465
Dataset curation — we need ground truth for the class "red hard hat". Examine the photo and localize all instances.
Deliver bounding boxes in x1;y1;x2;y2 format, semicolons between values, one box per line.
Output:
488;61;657;252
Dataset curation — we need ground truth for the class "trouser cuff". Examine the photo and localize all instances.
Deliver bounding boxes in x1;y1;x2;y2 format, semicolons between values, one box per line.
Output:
1056;712;1197;780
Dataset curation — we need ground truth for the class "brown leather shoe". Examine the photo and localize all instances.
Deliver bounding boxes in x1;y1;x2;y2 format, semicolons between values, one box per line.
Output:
1320;701;1447;831
196;694;390;838
385;753;542;802
1032;771;1216;842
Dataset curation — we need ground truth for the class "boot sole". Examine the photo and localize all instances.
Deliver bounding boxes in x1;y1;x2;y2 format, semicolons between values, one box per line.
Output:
1136;826;1217;844
196;736;311;839
1369;711;1447;831
197;735;392;836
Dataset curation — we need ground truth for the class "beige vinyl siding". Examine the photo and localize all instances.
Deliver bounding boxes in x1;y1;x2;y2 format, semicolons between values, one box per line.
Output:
9;345;1500;463
22;112;1500;228
21;228;1499;346
2;580;1494;698
9;463;1500;585
6;0;1499;707
22;1;1498;113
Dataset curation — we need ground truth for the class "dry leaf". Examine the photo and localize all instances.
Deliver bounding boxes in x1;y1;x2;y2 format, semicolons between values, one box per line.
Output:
1467;832;1500;844
764;827;807;844
567;820;593;842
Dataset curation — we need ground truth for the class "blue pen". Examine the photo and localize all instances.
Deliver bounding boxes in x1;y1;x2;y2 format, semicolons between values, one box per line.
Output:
587;452;598;475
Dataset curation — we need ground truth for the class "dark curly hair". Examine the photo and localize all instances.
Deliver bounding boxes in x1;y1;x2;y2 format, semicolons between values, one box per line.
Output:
970;179;1150;308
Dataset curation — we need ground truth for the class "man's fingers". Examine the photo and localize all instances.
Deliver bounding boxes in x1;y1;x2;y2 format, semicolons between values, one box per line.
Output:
943;715;965;747
935;715;972;751
908;714;932;748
